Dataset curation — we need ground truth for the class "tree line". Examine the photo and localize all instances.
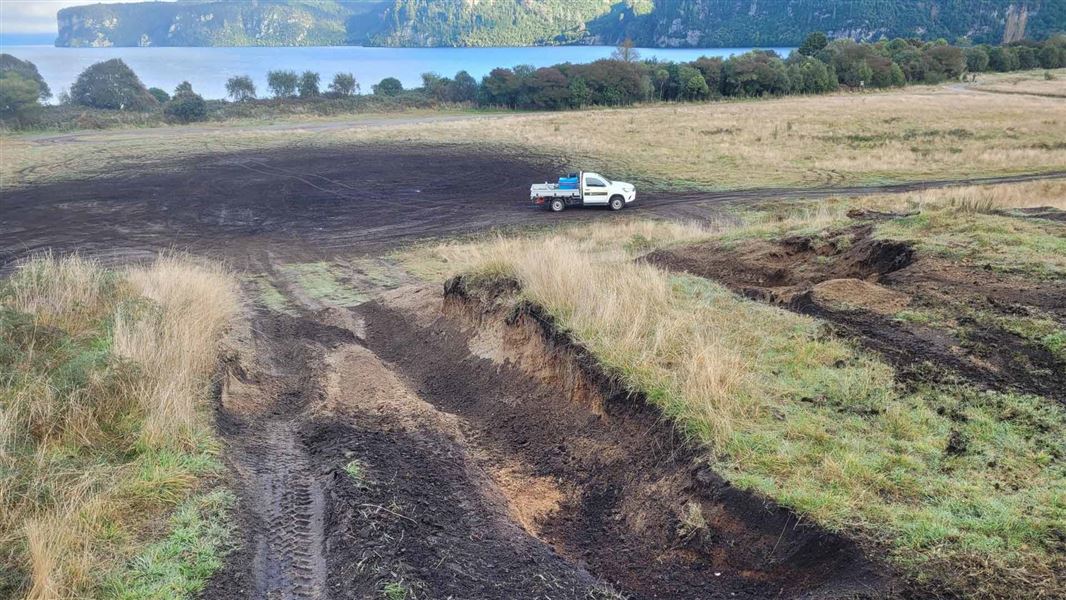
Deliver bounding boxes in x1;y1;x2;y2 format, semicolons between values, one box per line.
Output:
2;33;1065;127
475;34;1066;110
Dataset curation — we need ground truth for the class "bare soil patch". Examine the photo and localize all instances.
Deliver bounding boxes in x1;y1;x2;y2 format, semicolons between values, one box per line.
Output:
646;225;1066;400
3;141;1062;272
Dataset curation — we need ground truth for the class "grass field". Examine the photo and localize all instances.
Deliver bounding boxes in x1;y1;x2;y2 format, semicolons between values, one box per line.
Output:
399;180;1066;599
971;69;1066;98
0;254;239;599
3;74;1064;191
364;73;1066;189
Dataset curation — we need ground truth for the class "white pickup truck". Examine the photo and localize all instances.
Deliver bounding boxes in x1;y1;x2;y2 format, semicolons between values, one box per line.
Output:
531;171;636;212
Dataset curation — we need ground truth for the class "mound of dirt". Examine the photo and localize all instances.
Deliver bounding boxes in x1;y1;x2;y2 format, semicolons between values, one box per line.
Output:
646;225;1066;401
811;279;911;314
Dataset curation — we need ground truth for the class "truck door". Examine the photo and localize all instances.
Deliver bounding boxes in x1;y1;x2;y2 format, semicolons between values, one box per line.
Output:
583;173;609;205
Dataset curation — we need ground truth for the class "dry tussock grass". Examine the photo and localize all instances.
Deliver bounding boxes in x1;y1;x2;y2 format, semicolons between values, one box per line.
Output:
422;219;868;446
359;86;1066;188
886;178;1066;213
117;255;239;445
1;253;239;598
972;67;1066;97
5;253;112;335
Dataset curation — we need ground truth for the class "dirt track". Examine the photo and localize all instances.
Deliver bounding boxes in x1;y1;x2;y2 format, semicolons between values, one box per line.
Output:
4;143;1063;598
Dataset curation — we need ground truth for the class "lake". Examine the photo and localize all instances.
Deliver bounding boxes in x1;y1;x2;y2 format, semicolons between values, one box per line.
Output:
3;45;794;102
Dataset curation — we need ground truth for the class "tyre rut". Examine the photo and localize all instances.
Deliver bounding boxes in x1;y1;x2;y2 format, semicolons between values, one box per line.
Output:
207;301;350;600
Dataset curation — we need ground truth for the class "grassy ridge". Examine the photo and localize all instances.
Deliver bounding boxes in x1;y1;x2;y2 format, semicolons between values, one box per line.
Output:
400;182;1066;598
0;254;239;599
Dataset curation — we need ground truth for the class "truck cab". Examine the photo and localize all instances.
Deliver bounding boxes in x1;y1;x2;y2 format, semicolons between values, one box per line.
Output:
531;172;637;212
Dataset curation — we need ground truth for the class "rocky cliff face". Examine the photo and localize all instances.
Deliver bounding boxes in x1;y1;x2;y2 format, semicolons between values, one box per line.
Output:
55;0;1061;48
55;1;390;48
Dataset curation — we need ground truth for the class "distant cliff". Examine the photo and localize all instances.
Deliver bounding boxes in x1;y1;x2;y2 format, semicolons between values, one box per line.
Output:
55;0;1065;48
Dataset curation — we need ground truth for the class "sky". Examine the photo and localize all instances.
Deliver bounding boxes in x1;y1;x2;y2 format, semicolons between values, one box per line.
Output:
0;1;173;35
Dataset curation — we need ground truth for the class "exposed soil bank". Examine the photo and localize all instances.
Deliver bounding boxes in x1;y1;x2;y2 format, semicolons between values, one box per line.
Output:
204;302;613;599
359;280;899;599
646;225;1066;400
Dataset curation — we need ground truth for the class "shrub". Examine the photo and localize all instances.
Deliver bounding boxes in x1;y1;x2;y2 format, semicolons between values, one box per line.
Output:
677;65;710;100
267;70;298;98
164;84;207;123
225;75;256;101
798;32;829;57
479;68;517;107
449;70;478;102
421;71;447;100
69;59;157;111
298;71;320;98
147;87;170;103
786;55;837;94
965;46;990;72
328;72;358;96
568;76;591;108
373;77;403;97
925;45;967;80
691;56;724;95
723;51;790;96
988;46;1020;72
1015;45;1041;70
567;59;650;106
525;67;570;109
1038;38;1066;68
0;54;50;100
0;71;43;125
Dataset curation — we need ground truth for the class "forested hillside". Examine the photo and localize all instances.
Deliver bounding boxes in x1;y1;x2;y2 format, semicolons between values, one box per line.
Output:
55;0;1064;48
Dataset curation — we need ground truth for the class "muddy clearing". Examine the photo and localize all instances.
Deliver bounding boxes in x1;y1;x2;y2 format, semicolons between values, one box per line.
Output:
4;142;1062;598
3;142;1061;269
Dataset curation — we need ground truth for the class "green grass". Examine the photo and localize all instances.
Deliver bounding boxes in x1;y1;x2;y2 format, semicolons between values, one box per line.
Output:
383;581;410;600
893;308;941;326
344;459;366;483
249;274;297;315
0;256;236;598
893;305;1066;365
278;262;370;307
876;211;1066;280
103;489;237;599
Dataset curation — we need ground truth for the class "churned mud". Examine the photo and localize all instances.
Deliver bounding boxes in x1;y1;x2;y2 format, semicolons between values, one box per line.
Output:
646;224;1066;400
201;264;899;599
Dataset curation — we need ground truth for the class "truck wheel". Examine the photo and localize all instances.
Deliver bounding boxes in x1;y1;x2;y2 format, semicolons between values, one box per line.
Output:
609;196;625;211
550;199;565;212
